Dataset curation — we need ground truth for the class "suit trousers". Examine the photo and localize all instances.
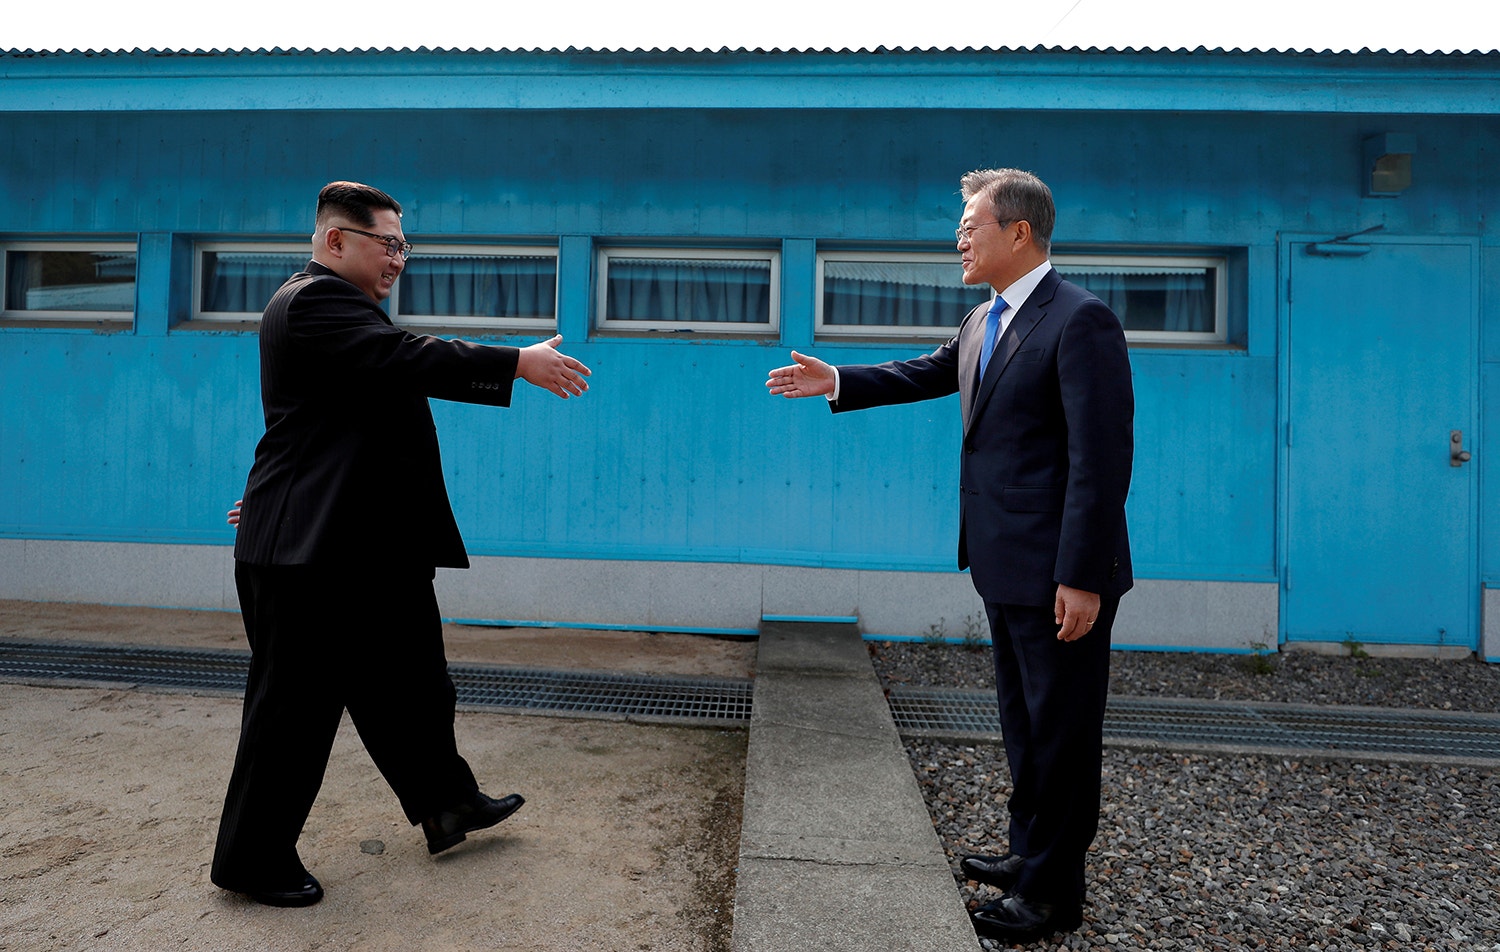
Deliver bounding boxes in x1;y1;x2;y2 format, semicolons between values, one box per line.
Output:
211;560;479;887
984;595;1118;905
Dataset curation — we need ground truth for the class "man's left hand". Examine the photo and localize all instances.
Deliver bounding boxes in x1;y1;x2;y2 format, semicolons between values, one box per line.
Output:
1054;584;1101;642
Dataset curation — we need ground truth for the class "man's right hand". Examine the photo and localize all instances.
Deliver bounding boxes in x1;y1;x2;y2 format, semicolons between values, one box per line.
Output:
766;351;835;399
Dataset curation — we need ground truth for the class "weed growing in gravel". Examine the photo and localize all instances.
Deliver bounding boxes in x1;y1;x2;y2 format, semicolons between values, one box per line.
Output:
923;618;948;646
1242;640;1277;676
1342;635;1387;677
960;612;988;649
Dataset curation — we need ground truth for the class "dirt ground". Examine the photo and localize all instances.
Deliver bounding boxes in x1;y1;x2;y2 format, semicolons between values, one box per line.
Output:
0;599;759;680
0;600;755;952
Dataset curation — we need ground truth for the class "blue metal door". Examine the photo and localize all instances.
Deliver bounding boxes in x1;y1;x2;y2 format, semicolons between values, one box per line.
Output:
1282;238;1478;648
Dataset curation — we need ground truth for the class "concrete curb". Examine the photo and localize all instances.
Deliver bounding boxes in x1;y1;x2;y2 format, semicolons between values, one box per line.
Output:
731;621;977;951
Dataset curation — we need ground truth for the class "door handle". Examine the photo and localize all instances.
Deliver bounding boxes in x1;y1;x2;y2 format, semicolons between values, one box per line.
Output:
1451;430;1473;467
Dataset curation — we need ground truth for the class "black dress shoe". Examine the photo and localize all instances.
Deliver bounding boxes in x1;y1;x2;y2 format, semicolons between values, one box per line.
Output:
423;791;525;855
221;872;324;908
971;892;1083;943
959;852;1026;889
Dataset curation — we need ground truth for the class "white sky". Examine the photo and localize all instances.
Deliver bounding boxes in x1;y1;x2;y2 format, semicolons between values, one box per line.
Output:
1;0;1495;54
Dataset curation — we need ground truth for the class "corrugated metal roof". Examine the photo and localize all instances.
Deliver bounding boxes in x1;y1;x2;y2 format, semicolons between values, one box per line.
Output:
2;44;1497;56
5;45;1495;118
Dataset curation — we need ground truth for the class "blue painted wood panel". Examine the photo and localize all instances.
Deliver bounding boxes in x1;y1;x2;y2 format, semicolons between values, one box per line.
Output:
6;109;1495;246
0;331;262;543
3;49;1495;117
431;340;1278;579
0;327;1278;580
1481;246;1500;590
1284;240;1477;647
0;98;1494;597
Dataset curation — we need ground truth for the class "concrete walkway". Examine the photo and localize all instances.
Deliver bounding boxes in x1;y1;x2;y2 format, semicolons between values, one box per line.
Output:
731;621;977;951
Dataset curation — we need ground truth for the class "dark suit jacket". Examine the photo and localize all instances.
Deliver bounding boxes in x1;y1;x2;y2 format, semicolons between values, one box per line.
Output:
833;268;1134;606
234;261;520;570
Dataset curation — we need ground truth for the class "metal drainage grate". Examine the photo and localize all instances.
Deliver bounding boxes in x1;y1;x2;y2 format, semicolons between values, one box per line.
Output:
0;641;752;725
889;687;1500;761
0;641;250;692
449;665;752;723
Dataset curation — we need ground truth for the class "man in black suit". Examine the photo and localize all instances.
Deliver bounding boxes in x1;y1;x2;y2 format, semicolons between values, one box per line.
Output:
767;168;1133;944
212;181;591;907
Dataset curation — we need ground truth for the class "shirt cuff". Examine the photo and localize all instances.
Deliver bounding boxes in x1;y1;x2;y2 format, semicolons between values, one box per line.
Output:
826;366;841;402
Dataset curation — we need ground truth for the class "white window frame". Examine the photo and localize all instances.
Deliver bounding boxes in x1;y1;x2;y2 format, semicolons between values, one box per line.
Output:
595;246;780;335
814;249;1229;345
1;240;138;321
815;249;982;340
389;243;559;332
1053;253;1228;345
193;242;560;331
194;241;307;322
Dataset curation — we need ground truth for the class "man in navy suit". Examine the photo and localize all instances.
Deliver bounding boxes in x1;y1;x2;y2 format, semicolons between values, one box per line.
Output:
767;168;1133;943
212;181;591;907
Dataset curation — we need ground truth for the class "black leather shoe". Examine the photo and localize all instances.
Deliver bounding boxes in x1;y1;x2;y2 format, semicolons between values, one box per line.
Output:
221;872;324;908
970;892;1083;943
959;852;1026;889
423;791;525;855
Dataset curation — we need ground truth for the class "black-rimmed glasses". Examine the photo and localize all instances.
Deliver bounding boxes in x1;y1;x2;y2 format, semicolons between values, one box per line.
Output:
340;227;413;260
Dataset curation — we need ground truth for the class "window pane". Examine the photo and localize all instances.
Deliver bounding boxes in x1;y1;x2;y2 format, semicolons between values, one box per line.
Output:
201;252;305;313
606;256;771;323
823;259;986;328
1057;264;1215;333
400;253;556;319
5;250;136;312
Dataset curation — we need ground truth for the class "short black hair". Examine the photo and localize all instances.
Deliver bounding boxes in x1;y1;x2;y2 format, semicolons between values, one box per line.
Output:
314;181;402;229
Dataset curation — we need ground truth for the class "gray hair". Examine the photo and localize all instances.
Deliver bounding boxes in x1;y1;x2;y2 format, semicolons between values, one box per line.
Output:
959;168;1054;255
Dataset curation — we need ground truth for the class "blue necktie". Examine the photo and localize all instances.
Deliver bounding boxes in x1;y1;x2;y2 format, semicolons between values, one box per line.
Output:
978;295;1008;379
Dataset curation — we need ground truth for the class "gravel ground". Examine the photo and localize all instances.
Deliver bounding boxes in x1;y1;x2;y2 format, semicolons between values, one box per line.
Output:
872;642;1500;951
868;641;1500;713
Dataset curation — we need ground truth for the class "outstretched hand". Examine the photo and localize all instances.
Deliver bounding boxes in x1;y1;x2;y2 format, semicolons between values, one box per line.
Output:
517;335;592;398
766;350;835;399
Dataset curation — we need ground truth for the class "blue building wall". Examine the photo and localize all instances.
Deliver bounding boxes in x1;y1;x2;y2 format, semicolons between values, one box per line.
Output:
1;49;1496;651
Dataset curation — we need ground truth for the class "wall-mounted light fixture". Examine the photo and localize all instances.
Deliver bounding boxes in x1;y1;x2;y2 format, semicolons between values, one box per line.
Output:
1363;133;1414;197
